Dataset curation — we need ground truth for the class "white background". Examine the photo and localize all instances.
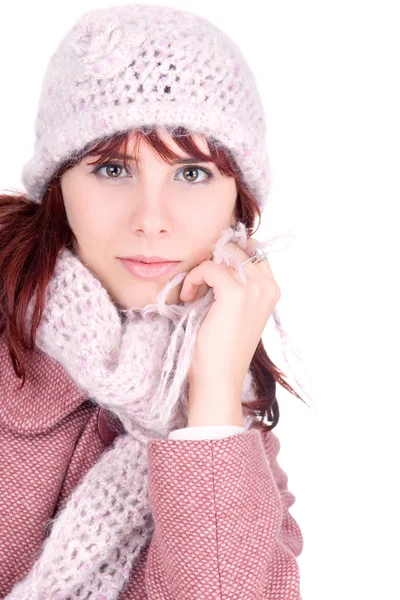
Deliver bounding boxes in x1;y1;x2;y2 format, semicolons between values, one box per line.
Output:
1;1;399;598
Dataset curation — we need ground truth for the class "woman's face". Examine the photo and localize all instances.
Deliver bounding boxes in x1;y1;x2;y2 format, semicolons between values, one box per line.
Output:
60;127;238;309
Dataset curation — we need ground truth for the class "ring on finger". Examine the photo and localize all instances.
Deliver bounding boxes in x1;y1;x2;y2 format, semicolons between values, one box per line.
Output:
241;247;269;266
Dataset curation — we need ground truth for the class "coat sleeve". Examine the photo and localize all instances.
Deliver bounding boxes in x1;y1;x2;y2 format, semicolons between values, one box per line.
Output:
121;426;303;599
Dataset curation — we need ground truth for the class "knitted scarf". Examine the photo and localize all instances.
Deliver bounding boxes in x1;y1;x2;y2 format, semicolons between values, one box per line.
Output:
6;222;306;599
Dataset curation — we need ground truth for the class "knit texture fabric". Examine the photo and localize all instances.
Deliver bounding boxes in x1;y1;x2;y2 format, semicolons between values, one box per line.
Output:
21;3;272;208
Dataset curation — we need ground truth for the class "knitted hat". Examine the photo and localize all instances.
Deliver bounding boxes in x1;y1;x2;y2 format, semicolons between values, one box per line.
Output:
21;2;272;208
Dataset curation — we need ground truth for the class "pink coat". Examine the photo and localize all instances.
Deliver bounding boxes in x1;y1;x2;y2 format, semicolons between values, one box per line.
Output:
0;333;304;599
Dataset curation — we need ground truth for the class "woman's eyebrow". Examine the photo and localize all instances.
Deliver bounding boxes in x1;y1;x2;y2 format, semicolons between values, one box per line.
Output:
104;152;213;164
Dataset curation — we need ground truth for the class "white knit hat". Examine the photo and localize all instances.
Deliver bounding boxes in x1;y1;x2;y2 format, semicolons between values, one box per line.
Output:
21;2;272;207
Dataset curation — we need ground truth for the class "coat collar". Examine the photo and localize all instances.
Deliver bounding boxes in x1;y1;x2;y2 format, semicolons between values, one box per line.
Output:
0;334;87;434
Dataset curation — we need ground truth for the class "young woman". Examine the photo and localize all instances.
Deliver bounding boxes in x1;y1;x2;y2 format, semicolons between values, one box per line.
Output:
0;4;308;599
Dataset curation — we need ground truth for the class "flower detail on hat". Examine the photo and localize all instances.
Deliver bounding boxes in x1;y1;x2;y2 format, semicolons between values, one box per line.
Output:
68;11;147;82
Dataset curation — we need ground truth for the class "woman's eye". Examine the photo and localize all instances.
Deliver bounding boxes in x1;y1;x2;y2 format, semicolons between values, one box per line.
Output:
175;166;213;185
91;162;129;181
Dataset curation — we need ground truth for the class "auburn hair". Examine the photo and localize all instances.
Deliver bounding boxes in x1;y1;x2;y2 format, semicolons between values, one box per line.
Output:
0;126;307;431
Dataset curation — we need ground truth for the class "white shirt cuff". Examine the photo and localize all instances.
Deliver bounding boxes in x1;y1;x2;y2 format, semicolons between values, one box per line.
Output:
168;425;246;440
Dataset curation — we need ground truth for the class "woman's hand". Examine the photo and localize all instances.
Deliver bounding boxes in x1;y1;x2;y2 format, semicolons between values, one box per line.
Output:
180;237;281;425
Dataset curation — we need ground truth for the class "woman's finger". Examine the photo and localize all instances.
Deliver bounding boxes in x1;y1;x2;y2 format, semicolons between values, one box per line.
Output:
180;259;239;302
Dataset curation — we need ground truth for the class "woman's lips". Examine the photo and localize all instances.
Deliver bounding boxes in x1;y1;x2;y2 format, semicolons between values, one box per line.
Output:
118;258;180;279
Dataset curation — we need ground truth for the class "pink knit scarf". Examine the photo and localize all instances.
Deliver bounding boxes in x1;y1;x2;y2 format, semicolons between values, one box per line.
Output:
6;222;309;599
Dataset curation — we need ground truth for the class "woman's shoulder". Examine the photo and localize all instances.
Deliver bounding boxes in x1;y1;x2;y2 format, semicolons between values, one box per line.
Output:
0;332;91;435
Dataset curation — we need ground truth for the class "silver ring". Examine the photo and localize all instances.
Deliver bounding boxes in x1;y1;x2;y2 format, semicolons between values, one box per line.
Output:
241;247;269;266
